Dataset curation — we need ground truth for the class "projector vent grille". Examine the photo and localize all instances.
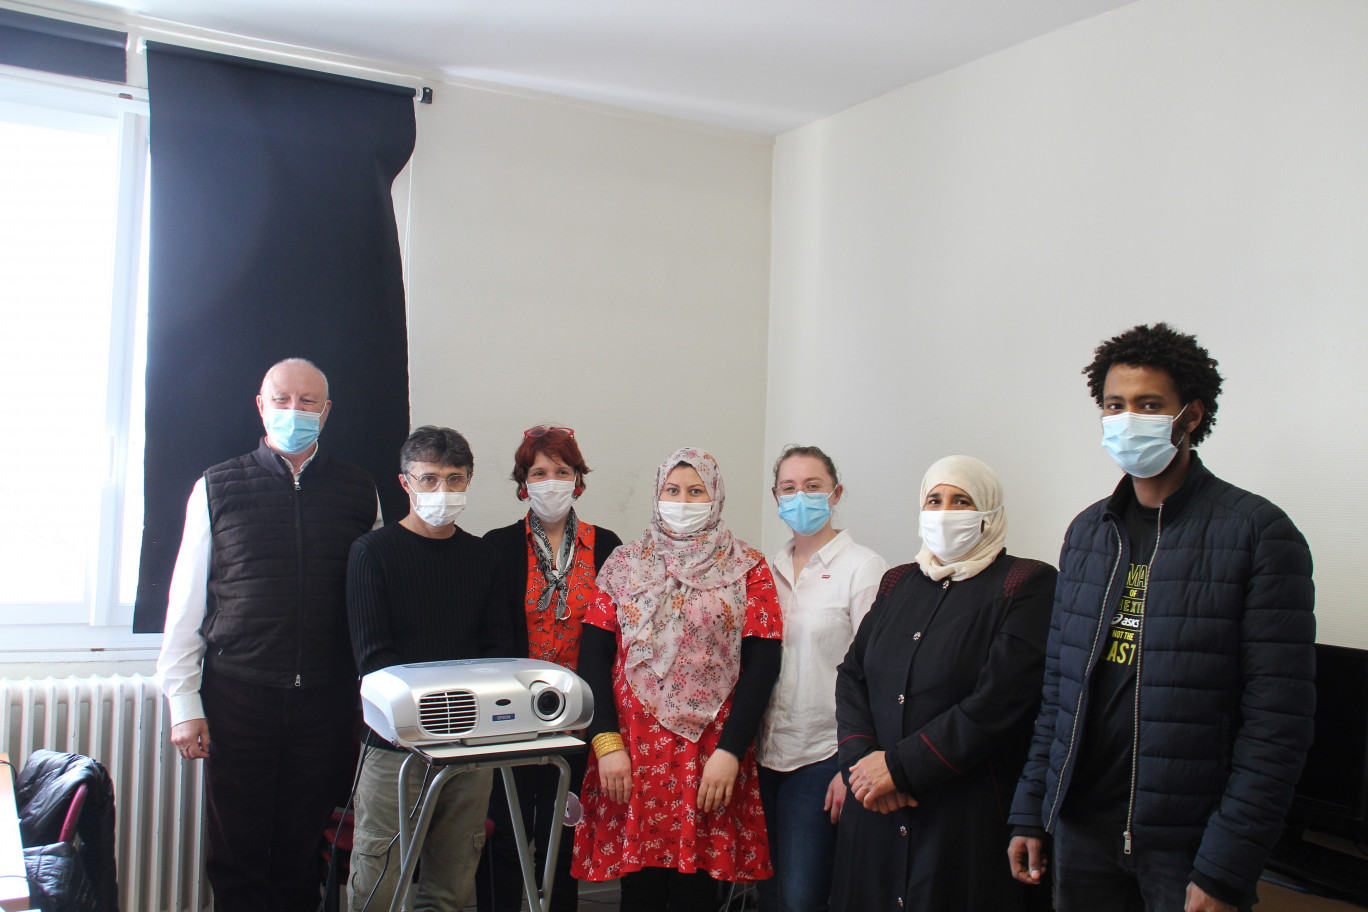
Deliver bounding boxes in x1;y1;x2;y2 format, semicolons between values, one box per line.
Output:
418;690;479;736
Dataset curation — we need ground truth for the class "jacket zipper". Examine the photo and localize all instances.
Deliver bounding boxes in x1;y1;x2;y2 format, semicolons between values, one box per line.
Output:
1046;526;1124;830
293;470;305;687
1123;504;1163;855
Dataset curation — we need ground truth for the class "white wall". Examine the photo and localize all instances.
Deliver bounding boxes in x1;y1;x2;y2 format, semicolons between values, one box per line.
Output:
765;0;1368;645
0;8;773;674
404;85;774;546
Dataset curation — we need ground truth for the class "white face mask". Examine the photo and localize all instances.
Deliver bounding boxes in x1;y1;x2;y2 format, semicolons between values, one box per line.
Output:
414;491;466;527
919;508;995;563
658;500;712;535
526;479;576;524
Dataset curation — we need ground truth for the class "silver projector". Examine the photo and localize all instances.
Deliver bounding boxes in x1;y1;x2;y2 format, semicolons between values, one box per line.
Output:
360;658;594;749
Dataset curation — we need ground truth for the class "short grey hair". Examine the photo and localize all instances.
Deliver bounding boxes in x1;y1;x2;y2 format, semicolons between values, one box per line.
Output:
400;426;474;475
260;357;329;399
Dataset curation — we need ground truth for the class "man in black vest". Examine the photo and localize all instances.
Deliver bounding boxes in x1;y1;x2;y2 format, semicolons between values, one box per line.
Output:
156;358;379;912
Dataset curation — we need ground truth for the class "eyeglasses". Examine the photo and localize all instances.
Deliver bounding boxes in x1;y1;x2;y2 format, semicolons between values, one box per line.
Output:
407;472;469;492
523;426;575;438
776;482;834;496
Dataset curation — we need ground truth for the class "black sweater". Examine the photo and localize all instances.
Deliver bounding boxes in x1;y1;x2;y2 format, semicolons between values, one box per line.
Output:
347;522;516;748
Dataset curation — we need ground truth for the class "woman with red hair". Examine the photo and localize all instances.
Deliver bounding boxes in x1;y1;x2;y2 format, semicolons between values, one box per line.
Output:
477;425;623;912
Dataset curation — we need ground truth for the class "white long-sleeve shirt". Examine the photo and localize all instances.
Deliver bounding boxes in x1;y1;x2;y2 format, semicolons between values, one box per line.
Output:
756;530;888;771
155;449;381;726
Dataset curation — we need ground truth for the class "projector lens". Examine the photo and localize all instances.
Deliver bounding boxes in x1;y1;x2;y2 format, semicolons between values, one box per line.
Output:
533;683;564;720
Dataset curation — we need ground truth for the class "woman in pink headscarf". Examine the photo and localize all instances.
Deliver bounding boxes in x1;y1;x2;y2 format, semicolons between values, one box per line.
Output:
572;447;784;911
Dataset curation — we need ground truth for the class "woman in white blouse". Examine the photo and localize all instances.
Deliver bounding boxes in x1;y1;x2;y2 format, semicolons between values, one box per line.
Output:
755;445;888;912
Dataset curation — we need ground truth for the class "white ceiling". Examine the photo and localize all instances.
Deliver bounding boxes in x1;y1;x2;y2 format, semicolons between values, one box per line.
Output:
79;0;1135;134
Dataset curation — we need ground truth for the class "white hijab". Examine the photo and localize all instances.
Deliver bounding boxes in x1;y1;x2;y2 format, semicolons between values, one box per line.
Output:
914;455;1008;582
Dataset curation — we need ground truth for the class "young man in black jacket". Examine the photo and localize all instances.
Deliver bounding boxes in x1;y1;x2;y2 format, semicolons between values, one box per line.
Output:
1007;324;1315;912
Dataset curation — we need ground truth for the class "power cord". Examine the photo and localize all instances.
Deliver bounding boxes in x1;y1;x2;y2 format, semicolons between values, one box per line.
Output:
315;743;372;912
359;755;438;912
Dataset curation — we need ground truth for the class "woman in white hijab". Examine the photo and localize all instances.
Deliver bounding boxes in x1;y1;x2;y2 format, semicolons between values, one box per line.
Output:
830;455;1057;912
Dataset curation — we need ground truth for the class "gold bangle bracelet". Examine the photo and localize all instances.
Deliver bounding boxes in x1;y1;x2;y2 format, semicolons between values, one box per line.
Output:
592;732;626;758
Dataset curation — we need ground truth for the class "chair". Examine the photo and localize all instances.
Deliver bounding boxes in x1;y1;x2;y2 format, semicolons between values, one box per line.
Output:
59;783;89;844
321;808;354;912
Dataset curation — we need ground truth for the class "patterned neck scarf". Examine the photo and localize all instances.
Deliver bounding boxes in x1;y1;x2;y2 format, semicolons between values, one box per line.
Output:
529;508;580;620
597;446;761;741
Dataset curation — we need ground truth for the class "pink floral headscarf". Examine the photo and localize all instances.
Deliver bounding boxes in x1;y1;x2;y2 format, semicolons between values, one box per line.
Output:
597;447;762;741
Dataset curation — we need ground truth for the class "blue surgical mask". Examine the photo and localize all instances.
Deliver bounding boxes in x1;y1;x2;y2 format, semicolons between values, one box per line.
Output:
777;492;832;536
1101;404;1188;478
263;407;323;454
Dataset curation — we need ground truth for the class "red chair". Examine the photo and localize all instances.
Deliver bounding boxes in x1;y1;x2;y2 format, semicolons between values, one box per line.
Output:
321;808;354;912
58;783;88;844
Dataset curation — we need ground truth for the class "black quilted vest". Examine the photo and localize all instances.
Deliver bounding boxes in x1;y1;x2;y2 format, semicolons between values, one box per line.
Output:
200;439;376;688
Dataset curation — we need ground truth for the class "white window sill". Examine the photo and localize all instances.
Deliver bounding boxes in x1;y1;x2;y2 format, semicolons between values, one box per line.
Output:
0;625;163;675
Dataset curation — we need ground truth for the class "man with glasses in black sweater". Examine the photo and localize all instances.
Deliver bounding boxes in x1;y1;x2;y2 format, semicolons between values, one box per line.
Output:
347;425;514;911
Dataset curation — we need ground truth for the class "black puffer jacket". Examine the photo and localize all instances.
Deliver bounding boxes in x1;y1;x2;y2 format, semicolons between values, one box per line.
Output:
1008;456;1315;898
17;750;119;912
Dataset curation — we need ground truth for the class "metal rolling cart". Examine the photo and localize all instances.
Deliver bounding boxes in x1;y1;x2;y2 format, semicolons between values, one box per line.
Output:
388;735;585;912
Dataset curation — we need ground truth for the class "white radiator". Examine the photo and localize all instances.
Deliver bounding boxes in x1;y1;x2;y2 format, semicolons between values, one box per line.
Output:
0;674;210;912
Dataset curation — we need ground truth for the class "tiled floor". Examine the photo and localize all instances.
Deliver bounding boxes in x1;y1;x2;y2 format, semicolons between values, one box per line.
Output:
465;878;1368;912
576;878;622;909
463;877;760;911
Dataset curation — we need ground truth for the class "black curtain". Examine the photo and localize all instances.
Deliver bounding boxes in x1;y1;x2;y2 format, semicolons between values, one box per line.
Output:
133;44;414;633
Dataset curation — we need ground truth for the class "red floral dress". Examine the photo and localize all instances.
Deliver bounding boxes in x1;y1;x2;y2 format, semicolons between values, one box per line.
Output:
571;561;782;882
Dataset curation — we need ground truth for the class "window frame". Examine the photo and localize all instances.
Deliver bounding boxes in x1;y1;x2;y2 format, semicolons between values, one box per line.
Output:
0;64;154;654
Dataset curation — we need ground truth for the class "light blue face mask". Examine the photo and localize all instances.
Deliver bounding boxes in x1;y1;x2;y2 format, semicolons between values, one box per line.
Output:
263;407;323;454
1100;404;1188;478
777;491;832;536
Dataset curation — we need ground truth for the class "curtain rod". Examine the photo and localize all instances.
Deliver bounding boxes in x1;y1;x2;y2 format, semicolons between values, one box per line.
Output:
144;40;429;101
2;0;434;101
132;31;433;102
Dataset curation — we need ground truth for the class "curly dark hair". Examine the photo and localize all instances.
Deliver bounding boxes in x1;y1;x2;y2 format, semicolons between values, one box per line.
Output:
1083;323;1223;447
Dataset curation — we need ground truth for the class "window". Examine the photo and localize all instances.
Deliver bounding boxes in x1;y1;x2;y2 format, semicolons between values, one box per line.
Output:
0;72;149;634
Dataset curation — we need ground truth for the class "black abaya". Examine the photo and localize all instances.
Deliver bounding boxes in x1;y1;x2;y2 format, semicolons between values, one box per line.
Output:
830;552;1056;912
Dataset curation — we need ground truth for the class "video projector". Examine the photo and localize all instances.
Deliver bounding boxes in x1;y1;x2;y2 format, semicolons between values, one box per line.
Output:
361;658;593;758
